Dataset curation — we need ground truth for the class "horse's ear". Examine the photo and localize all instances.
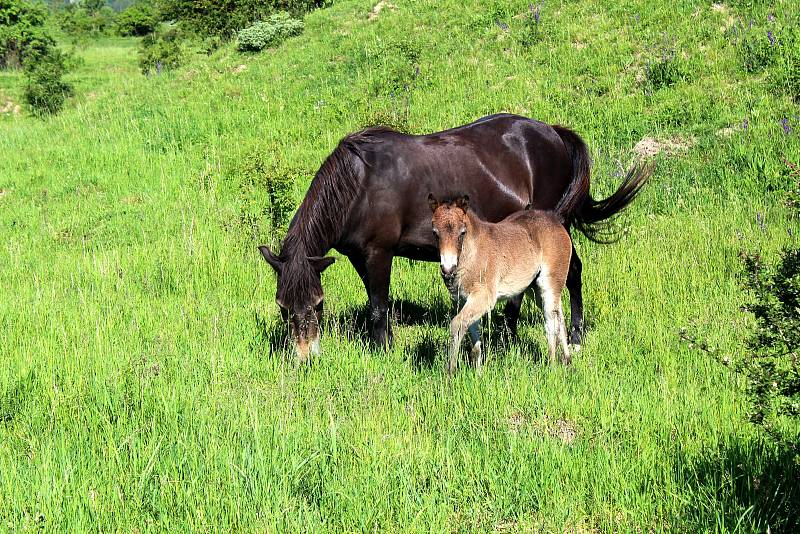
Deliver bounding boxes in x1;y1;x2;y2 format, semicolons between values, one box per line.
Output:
428;193;439;213
308;256;336;273
457;195;470;211
258;245;282;273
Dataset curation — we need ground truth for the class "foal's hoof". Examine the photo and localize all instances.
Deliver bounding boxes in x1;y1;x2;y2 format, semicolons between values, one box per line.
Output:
446;358;458;375
470;341;483;369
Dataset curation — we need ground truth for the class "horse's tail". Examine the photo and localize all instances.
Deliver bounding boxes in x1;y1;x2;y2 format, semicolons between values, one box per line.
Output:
553;125;652;243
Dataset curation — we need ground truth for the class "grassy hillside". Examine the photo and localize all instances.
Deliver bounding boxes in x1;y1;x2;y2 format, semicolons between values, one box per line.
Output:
1;0;799;531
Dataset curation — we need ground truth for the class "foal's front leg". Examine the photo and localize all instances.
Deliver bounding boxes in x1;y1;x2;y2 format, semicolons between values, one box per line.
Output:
450;288;483;368
448;293;493;374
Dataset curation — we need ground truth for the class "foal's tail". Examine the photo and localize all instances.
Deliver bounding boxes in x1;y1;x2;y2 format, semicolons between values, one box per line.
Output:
553;125;653;243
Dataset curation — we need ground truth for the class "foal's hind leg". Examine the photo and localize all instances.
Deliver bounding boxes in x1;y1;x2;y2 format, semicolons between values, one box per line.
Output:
537;277;571;365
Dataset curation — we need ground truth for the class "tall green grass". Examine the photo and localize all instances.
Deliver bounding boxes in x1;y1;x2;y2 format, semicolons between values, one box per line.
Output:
1;0;799;531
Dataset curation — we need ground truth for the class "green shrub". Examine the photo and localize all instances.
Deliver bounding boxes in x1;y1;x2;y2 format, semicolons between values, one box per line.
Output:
0;0;54;69
643;39;690;91
115;1;159;37
368;39;422;97
770;29;800;102
160;0;327;37
738;248;800;431
138;26;184;75
222;146;299;244
23;47;73;116
236;12;303;52
57;1;117;38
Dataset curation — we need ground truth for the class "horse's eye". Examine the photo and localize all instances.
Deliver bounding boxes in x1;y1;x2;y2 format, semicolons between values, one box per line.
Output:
460;227;466;236
432;227;439;235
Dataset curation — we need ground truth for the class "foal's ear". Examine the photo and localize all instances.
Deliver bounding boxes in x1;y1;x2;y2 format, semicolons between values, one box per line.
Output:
258;245;283;273
427;193;440;213
308;256;336;273
456;195;470;211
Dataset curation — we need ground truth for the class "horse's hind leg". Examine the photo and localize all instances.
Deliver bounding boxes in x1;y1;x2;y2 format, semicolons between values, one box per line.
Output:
566;244;584;348
503;294;524;339
468;321;483;368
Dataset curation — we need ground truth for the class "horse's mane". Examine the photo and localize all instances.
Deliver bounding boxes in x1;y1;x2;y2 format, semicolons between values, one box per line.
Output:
280;125;397;261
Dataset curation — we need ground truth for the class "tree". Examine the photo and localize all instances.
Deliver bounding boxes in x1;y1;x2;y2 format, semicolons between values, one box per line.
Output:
0;0;54;69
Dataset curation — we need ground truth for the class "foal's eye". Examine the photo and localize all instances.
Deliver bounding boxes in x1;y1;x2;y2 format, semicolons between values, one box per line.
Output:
460;227;466;236
432;227;439;236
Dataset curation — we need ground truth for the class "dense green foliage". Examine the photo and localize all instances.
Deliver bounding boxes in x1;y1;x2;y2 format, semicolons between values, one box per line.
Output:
22;46;72;114
57;0;117;38
114;0;158;36
236;12;303;52
137;25;182;74
0;0;54;68
740;248;800;426
1;0;799;531
160;0;329;37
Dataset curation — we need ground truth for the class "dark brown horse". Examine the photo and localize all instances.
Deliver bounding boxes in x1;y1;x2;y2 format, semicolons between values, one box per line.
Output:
259;114;650;360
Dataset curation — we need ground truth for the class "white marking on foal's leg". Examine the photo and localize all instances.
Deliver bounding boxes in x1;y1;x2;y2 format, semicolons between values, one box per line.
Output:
537;278;560;365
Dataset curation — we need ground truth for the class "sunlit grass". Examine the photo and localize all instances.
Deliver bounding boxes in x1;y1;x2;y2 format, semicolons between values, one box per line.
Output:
1;0;799;531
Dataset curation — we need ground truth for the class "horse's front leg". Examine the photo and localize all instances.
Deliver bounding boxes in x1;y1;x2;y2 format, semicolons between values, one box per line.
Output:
366;250;393;348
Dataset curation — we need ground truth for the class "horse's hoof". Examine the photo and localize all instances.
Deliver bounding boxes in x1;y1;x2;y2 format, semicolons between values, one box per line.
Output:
470;341;483;368
568;343;581;354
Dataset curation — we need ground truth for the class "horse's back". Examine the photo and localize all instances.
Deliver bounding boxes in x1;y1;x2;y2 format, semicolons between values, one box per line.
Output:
337;115;574;260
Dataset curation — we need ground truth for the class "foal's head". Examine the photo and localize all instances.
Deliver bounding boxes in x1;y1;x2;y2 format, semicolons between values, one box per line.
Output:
258;245;335;361
428;194;470;277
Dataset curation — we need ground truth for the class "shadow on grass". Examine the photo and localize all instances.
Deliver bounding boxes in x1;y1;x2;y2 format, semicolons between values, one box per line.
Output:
251;310;291;357
680;434;800;532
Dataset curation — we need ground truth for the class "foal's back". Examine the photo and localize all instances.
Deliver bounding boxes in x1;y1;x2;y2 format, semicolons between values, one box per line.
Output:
476;210;572;299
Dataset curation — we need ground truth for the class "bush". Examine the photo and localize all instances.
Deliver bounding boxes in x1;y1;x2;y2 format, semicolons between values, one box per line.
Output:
58;1;117;39
160;0;327;37
738;248;800;431
236;12;303;52
0;0;54;69
23;47;73;116
643;39;690;91
138;26;183;75
115;1;159;37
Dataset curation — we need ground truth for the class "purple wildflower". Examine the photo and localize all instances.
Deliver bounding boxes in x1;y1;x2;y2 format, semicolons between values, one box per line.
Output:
495;20;509;31
767;31;775;46
781;118;791;134
529;2;542;24
767;12;775;23
756;212;766;233
743;118;749;130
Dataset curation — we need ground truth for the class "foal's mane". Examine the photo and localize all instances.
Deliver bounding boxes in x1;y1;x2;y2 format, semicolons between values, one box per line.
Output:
280;126;396;260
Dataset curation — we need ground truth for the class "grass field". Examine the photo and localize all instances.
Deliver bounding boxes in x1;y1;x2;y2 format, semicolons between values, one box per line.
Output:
1;0;799;531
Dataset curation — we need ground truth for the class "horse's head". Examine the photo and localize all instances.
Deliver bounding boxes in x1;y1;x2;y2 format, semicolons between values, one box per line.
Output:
429;194;470;277
258;245;335;362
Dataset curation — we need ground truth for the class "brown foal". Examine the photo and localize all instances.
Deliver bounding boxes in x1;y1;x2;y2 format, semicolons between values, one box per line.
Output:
429;195;573;373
